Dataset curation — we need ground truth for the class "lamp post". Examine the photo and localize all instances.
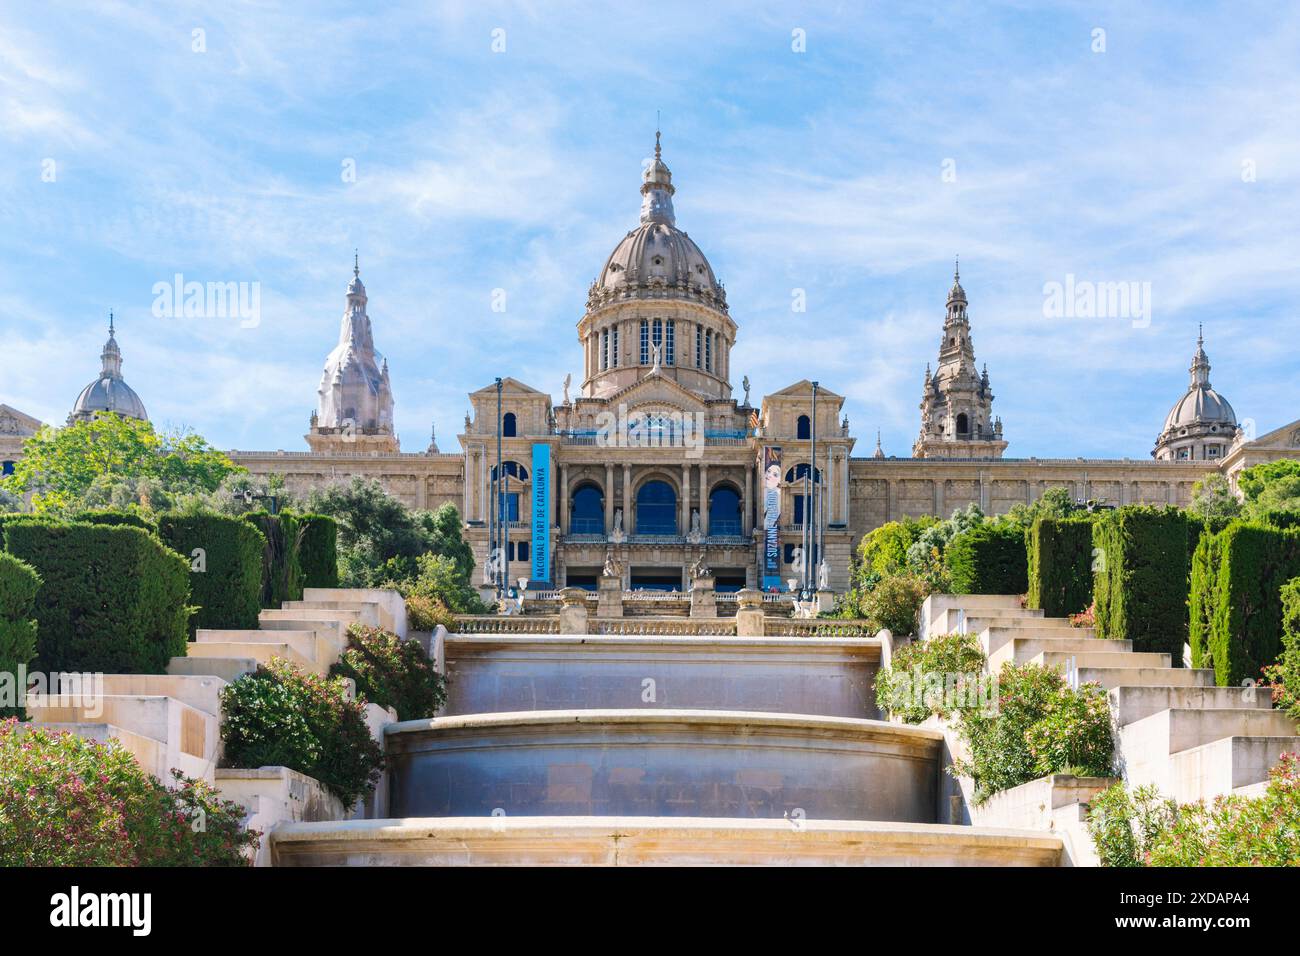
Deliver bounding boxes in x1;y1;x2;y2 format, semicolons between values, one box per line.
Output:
496;377;506;602
810;380;819;596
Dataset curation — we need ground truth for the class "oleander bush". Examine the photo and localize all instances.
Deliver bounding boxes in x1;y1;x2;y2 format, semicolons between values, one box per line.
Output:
944;523;1028;596
244;511;304;608
406;593;456;632
0;552;40;718
873;632;988;724
1190;521;1300;686
1027;516;1094;618
297;513;339;589
330;623;446;721
951;662;1113;803
1092;506;1190;660
3;519;191;673
219;658;383;810
0;719;258;866
856;572;929;636
157;512;266;633
1089;753;1300;866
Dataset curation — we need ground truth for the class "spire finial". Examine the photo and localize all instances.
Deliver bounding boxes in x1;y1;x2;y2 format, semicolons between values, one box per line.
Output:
954;255;959;282
108;310;115;336
354;249;359;278
655;127;661;162
1197;322;1203;346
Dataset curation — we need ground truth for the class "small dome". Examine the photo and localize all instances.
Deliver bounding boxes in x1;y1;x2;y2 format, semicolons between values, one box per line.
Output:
1162;386;1236;434
69;318;148;424
1152;328;1237;459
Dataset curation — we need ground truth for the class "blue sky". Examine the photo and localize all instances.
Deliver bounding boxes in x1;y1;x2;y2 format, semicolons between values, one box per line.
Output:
1;1;1296;459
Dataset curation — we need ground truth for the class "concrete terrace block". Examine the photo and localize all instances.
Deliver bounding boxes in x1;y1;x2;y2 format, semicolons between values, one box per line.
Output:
283;599;382;629
79;673;227;718
215;766;346;867
933;608;1050;637
269;816;1064;867
1032;650;1171;670
186;640;319;674
1077;666;1214;690
303;587;407;638
1167;735;1300;803
197;628;323;666
988;637;1131;670
385;709;944;823
921;594;1024;637
1107;684;1276;728
441;634;882;719
169;655;259;684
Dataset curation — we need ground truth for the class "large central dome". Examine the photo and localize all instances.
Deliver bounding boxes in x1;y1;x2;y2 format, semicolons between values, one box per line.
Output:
587;133;727;313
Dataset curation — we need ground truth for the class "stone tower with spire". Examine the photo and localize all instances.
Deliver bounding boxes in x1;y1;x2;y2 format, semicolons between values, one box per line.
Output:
913;262;1006;459
68;313;150;425
1152;326;1238;461
307;255;398;453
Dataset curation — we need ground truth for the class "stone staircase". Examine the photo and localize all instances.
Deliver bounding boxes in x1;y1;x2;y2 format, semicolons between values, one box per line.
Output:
22;587;403;864
924;594;1300;810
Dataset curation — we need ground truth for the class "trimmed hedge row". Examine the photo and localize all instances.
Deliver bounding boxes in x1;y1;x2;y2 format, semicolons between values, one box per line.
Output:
0;552;40;716
1027;516;1094;617
944;524;1028;595
1271;578;1300;717
2;520;191;673
1093;506;1190;661
244;512;303;608
157;514;266;632
297;513;339;589
69;510;156;532
1190;521;1300;686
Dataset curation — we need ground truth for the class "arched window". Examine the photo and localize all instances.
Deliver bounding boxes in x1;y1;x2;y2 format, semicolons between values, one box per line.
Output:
636;480;677;536
784;463;822;484
796;415;811;439
490;461;529;482
503;412;517;437
955;413;969;437
571;483;605;535
708;485;742;536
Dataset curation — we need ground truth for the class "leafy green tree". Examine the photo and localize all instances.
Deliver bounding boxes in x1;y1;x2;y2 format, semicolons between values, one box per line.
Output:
999;486;1078;530
0;414;241;514
1189;473;1242;521
1238;459;1300;503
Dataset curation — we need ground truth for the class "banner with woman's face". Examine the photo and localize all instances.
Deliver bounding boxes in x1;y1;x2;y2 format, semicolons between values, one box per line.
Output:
762;446;782;584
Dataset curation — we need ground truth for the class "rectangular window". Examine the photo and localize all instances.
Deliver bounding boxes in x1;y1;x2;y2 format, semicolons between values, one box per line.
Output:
665;320;675;365
793;494;805;526
695;325;702;367
611;327;619;367
705;330;713;372
601;330;608;370
652;318;663;357
640;320;649;364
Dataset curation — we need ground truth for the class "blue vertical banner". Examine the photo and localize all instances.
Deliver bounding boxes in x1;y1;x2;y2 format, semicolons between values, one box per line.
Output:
530;442;551;584
761;445;782;590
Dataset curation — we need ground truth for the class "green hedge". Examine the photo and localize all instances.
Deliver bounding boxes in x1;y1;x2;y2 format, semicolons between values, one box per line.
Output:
0;552;40;717
297;513;339;589
1093;506;1190;661
243;512;303;608
2;520;191;673
1027;516;1094;617
1190;521;1300;686
69;510;156;532
1269;578;1300;718
944;524;1028;595
157;513;266;632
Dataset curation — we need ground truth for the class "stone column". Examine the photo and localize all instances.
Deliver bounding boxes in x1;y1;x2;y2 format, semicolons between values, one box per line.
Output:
700;463;710;535
743;464;753;537
622;463;631;534
559;464;569;533
604;463;614;533
681;463;691;535
598;573;623;618
690;574;716;618
886;479;896;522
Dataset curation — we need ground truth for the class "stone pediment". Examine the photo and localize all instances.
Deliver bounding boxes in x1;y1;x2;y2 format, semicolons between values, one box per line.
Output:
764;379;845;403
0;404;43;437
1246;418;1300;449
597;371;710;413
470;376;547;399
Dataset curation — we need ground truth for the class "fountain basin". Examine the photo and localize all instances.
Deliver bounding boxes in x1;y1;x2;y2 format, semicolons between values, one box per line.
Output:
385;709;941;822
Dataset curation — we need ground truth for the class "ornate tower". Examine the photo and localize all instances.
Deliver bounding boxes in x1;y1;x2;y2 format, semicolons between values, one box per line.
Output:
576;133;737;401
307;257;398;453
1152;327;1238;461
913;263;1006;459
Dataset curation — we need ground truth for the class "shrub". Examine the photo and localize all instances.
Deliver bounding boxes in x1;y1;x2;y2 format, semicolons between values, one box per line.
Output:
944;523;1028;596
243;511;304;608
1027;516;1094;617
857;572;929;636
0;552;40;717
1190;521;1300;686
297;513;339;589
952;662;1113;803
1087;783;1177;867
407;594;456;632
219;658;383;810
157;512;266;633
330;623;446;721
873;632;988;724
1092;506;1190;661
0;719;257;865
3;520;191;673
1090;754;1300;866
1263;577;1300;718
69;509;156;532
